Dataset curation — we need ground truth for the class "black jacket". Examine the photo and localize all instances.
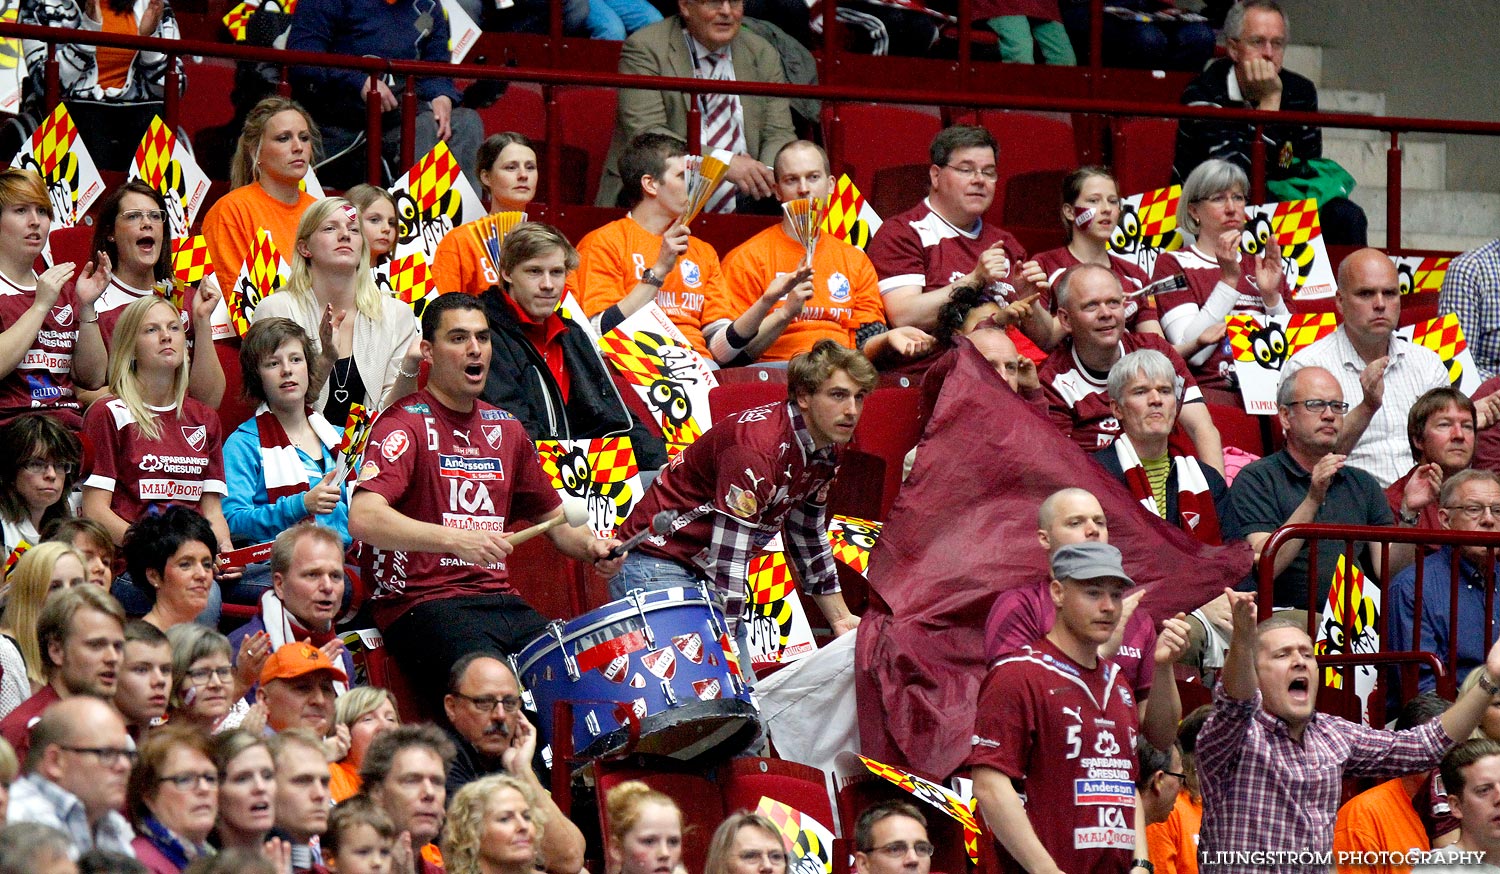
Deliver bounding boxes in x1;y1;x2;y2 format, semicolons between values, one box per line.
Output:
1173;57;1322;184
480;289;668;470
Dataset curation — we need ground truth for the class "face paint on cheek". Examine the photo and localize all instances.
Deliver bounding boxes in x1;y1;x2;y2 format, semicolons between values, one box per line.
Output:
341;204;358;223
1075;207;1097;229
183;686;199;707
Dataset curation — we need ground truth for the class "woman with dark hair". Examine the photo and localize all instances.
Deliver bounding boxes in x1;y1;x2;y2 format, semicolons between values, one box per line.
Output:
89;179;224;406
223;317;349;550
200;96;322;284
124;507;220;631
1031;166;1166;347
0;413;82;570
432;132;539;296
128;725;220;873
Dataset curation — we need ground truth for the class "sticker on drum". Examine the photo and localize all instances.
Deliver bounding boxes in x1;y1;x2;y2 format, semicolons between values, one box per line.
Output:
629;673;645;688
612;698;648;724
673;633;704;664
693;678;722;700
642;648;677;680
576;628;647;675
600;654;630;684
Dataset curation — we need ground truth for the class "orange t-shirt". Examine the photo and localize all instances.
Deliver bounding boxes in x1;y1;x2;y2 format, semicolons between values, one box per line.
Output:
1333;778;1429;874
432;219;500;296
1145;791;1201;874
96;6;137;90
201;182;317;285
328;759;361;804
575;216;730;358
721;223;887;361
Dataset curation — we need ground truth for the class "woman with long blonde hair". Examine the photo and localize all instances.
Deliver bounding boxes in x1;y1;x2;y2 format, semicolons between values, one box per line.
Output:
81;295;233;623
201;96;323;285
443;773;546;874
0;541;89;701
252;197;421;433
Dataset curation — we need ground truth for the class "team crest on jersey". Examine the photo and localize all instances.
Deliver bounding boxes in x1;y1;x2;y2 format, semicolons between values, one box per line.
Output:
678;259;702;288
50;304;74;327
828;271;851;302
382;431;410;462
725;485;758;518
482;424;503;449
357;460;380;482
181;425;207;452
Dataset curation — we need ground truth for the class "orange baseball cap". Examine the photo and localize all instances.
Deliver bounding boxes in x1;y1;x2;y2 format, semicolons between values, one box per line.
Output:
260;642;348;686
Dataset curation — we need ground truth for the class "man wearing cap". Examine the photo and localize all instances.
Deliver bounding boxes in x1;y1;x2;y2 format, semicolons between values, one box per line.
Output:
259;642;346;757
970;542;1190;874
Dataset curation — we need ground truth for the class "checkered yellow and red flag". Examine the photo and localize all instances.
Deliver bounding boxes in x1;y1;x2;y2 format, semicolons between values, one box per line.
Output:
226;228;286;336
3;540;30;579
133;117;177;192
1136;185;1181;240
1283;312;1338;357
1271;198;1322;245
1317;555;1375;690
1225;314;1262;363
1410;314;1469;385
223;2;253;40
407;142;462;216
754;798;835;874
387;251;437;314
822;174;879;249
0;5;19;72
335;402;371;478
827;515;882;574
1412;256;1451;294
589;437;639;483
856;755;984;836
33;104;77;181
749;551;795;605
171;235;213;285
597;331;703;455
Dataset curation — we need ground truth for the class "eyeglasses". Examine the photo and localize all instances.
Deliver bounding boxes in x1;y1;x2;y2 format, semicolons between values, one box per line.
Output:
861;842;936;859
1285;399;1350;414
737;851;788;865
185;665;235;686
942;164;999;182
120;210;168;225
19;460;74;475
1195;192;1247;207
60;746;137;766
159;771;219;790
453;693;522;714
1443;504;1500;521
1233;35;1287;51
691;0;743;7
1163;770;1188;782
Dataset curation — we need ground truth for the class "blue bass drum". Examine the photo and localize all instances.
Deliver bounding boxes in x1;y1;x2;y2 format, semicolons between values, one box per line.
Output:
517;585;759;763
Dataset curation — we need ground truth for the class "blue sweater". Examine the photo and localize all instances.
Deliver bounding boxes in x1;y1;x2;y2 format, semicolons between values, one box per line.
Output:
222;415;351;547
287;0;462;111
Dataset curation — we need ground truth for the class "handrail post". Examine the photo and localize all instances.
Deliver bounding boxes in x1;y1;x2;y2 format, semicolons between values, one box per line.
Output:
549;0;563;69
957;0;971;86
818;0;836;86
1250;122;1266;203
1387;130;1403;250
543;83;563;207
164;53;180;130
44;43;59;108
823;101;841;183
687;105;701;155
1088;0;1103;70
400;72;417;171
366;81;384;185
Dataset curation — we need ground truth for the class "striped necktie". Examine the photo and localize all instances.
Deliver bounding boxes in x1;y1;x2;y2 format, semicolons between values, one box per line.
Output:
695;47;742;214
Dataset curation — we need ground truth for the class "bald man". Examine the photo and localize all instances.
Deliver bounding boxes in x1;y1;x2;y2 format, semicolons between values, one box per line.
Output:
1282;248;1450;487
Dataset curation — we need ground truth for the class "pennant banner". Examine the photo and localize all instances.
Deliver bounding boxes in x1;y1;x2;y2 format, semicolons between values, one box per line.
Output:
1108;185;1184;275
1404;313;1481;395
389;142;485;266
822;173;881;250
598;303;717;458
0;0;22;114
10;104;104;227
129;116;212;240
440;0;480;62
334;401;372;483
223;0;296;41
755;798;836;874
1226;311;1338;414
226;228;289;336
534;436;644;539
375;250;439;319
1315;554;1381;724
828;515;882;575
744;535;817;671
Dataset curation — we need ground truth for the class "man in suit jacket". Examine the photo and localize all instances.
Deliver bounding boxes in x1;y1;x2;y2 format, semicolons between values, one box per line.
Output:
596;0;796;210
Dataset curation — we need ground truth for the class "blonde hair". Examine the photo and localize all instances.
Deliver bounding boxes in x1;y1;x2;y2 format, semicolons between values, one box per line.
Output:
606;780;681;846
0;542;87;685
443;774;547;874
231;97;322;190
285;198;386;321
704;813;785;874
106;295;191;441
335;685;397;731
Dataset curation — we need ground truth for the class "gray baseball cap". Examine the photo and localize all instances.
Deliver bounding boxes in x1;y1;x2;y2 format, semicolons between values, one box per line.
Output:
1050;542;1134;587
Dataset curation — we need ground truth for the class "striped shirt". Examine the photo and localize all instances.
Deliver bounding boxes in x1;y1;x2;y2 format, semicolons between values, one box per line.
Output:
1439;239;1500;380
1282;327;1450;488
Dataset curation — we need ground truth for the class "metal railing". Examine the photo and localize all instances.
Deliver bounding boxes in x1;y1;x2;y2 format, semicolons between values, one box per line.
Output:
10;16;1500;247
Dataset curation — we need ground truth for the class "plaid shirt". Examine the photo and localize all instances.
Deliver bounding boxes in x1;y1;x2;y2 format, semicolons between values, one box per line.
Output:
8;773;137;859
1440;239;1500;381
1197;683;1452;873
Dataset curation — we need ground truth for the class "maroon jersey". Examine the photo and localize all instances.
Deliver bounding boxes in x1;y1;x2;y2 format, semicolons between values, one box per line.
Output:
970;638;1140;874
354;390;561;629
983;579;1157;698
0;270;84;427
1039;332;1202;452
1032;247;1160;330
82;396;227;520
866;199;1027;301
1151;245;1293;391
95;279;196;354
620;401;841;623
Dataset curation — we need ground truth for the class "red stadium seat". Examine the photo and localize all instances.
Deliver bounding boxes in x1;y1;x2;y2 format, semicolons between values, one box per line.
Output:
1110;117;1178;197
363;644;430;724
179;59;238;149
835;104;943;203
1206;401;1271;458
975;110;1076;219
1399;292;1440;327
847;387;923;520
595;761;727;874
720;757;836;829
507;530;591;621
835;770;969;874
868;163;930;225
555;87;618;206
476;82;546;141
215;338;257;436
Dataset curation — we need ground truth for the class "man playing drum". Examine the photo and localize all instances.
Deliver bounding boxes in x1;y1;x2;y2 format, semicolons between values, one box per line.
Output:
611;339;872;673
349;294;625;704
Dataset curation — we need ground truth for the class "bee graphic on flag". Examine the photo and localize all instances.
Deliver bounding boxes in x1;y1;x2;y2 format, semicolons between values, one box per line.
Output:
534;439;640;537
747;552;796;658
607;331;705;450
16;150;78;226
1315;557;1379;691
1243;210;1316;291
1109;200;1182;274
393;145;466;259
1244;322;1289;371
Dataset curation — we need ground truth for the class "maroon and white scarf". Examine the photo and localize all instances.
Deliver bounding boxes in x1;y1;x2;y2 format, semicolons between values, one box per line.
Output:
1113;435;1221;544
255;405;342;501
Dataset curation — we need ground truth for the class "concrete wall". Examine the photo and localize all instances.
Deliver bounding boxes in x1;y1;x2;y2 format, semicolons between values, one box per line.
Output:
1281;0;1500;194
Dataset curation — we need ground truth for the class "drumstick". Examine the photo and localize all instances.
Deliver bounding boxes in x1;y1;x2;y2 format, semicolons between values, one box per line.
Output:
606;510;679;559
1126;273;1188;299
507;498;589;546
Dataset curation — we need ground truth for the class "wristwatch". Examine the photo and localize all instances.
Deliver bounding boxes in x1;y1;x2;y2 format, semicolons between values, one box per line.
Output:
1480;673;1500;696
1399;505;1420;526
640;268;665;288
1131;861;1155;873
